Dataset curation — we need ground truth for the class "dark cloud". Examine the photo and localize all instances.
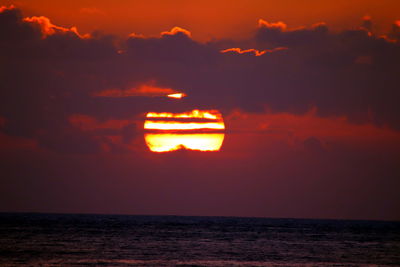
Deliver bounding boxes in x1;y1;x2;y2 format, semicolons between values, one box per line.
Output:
1;129;399;220
388;21;400;41
1;6;400;154
0;7;40;42
1;6;400;219
361;16;373;32
252;19;400;128
255;20;329;47
303;136;325;154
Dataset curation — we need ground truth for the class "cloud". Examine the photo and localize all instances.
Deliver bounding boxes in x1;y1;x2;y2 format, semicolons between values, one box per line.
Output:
225;109;400;143
0;116;5;128
258;19;287;30
303;136;325;153
1;6;400;220
65;114;141;153
1;6;400;157
23;16;90;38
68;114;133;131
361;15;372;32
161;26;192;38
0;132;38;150
388;20;400;41
0;5;14;12
220;47;287;56
255;19;329;46
93;82;179;97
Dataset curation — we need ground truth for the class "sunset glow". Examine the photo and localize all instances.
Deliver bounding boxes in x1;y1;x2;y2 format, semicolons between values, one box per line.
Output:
167;93;186;99
146;110;221;120
220;47;288;56
144;121;224;131
221;48;267;56
144;109;225;152
144;133;224;152
23;16;90;39
161;26;192;37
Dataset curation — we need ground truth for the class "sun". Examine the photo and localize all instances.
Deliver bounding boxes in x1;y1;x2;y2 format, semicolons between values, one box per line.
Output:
144;110;225;152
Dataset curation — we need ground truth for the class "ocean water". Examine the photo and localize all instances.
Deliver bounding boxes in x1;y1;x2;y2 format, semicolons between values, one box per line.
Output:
0;213;399;266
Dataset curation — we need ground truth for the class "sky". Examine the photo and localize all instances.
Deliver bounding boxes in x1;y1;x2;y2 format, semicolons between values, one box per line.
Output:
0;1;400;220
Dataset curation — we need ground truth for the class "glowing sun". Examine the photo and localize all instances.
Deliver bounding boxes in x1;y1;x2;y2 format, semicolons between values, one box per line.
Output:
144;109;225;152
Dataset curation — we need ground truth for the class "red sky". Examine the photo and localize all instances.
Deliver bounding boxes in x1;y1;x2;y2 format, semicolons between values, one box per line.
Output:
2;0;400;40
0;1;400;220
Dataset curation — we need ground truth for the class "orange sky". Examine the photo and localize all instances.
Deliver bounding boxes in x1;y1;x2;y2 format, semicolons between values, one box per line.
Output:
2;0;400;40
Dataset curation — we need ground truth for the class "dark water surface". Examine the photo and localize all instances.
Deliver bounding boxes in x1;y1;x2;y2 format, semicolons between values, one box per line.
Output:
0;213;399;266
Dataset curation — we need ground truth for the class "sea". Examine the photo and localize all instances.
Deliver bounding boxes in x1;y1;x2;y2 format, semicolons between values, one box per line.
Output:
0;213;399;266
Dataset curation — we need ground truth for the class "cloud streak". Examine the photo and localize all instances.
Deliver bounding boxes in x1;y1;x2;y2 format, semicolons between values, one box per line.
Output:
220;47;287;56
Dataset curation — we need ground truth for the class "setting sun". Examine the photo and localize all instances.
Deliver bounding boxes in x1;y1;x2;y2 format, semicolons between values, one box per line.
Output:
144;109;225;152
144;133;224;152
